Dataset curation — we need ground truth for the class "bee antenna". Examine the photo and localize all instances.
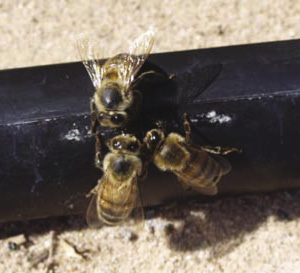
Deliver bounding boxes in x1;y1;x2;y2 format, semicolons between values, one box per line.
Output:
183;113;192;143
183;112;188;121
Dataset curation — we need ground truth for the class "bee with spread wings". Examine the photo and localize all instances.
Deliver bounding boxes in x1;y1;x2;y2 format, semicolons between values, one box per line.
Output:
78;30;154;132
86;132;145;227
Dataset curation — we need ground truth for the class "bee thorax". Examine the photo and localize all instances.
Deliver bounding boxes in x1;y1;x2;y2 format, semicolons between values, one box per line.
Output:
155;143;189;171
100;85;123;109
111;157;132;176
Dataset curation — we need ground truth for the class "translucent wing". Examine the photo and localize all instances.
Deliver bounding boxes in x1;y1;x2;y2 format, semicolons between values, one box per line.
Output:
86;192;103;228
177;63;223;109
177;173;219;196
191;153;231;195
205;152;232;176
86;175;109;228
126;175;145;228
128;29;154;73
103;30;154;90
187;183;219;196
77;34;103;89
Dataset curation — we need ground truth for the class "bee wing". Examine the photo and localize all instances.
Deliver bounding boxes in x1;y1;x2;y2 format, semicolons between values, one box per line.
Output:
86;173;116;228
177;174;219;196
192;153;232;195
127;175;145;228
103;30;154;90
128;29;154;62
86;192;103;229
187;183;219;196
184;143;233;176
77;34;104;89
177;64;223;107
209;153;232;176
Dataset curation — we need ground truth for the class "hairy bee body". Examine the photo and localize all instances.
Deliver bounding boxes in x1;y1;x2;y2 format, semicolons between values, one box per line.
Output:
96;153;142;225
144;129;232;196
78;32;154;130
87;134;144;227
155;133;230;195
92;54;143;126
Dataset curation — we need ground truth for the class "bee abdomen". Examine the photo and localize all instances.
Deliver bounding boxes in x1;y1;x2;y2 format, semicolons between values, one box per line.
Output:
178;150;222;186
98;185;137;225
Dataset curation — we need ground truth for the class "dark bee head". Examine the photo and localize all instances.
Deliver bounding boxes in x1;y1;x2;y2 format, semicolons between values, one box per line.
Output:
107;134;141;155
100;83;123;109
144;129;165;152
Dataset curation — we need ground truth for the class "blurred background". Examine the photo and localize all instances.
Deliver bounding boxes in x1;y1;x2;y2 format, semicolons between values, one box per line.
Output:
1;1;300;272
1;0;299;69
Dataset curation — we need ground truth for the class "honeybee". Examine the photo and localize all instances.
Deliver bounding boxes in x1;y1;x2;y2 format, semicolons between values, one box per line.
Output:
143;114;239;195
86;132;145;227
77;30;155;132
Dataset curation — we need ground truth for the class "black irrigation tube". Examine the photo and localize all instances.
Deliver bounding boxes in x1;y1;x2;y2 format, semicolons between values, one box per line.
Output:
1;39;300;223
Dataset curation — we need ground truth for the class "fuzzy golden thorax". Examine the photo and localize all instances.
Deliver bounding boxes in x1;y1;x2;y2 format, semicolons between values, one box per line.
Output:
153;133;191;172
103;153;142;182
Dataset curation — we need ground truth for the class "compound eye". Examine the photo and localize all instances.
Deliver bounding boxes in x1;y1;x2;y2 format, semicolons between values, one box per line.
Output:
110;114;125;124
128;141;139;152
150;131;160;144
98;112;105;120
113;140;122;149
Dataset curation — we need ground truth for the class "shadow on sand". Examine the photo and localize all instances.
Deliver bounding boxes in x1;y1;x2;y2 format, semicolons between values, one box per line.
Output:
159;189;300;257
0;189;300;259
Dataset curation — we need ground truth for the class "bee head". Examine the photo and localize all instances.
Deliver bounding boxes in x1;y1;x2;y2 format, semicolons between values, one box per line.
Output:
107;134;141;155
144;129;165;152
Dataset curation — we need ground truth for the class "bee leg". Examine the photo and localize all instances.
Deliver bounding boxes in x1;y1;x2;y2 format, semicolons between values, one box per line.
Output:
169;73;175;80
90;98;99;134
130;70;155;89
95;131;104;170
201;146;242;155
156;120;164;130
132;70;170;89
183;113;192;144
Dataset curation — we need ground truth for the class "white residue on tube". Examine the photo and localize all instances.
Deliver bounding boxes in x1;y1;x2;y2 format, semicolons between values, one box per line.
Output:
63;129;83;142
205;111;232;124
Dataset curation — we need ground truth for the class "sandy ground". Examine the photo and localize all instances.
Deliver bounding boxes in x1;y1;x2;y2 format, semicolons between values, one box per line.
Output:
1;0;300;272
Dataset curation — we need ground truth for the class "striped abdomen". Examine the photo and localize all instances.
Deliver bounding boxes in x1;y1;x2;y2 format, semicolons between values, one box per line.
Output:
98;177;137;225
175;147;227;188
152;133;231;196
